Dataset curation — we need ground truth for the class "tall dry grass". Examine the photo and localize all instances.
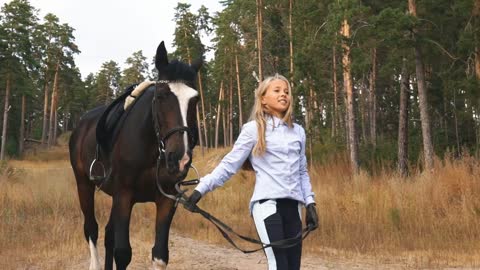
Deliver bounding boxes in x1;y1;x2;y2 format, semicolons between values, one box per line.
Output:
0;147;157;269
175;149;480;267
1;145;480;268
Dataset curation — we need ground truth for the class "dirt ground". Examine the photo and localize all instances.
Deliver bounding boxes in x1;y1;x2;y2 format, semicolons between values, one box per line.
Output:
59;232;471;270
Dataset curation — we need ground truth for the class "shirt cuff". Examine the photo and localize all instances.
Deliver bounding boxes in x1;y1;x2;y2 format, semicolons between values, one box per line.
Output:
305;195;315;206
195;178;210;196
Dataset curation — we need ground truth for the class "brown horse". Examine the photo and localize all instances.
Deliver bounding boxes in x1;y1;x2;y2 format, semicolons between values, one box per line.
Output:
69;41;201;270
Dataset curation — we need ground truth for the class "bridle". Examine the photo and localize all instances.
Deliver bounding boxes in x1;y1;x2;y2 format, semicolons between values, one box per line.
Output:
151;80;195;164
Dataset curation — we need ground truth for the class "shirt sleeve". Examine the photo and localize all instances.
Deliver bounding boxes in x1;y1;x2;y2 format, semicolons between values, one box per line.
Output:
299;126;315;205
195;123;256;195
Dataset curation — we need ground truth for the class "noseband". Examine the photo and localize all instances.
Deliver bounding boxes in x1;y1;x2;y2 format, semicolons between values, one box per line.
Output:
151;80;194;163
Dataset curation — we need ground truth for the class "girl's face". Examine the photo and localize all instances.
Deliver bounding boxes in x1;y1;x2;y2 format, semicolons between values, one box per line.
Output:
261;79;290;118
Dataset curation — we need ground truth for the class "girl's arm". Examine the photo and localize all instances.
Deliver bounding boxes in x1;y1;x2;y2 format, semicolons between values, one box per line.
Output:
195;122;256;195
299;126;315;205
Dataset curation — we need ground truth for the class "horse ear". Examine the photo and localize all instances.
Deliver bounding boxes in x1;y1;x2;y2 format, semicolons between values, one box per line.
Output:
155;41;169;70
191;57;202;72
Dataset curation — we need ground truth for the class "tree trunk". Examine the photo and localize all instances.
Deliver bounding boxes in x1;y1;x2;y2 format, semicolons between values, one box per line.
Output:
360;79;367;143
196;98;205;155
196;106;204;155
41;66;50;145
222;102;227;148
229;64;234;146
19;94;26;157
197;71;208;150
289;0;294;82
48;61;60;147
398;58;409;177
235;50;243;127
341;18;359;174
1;73;11;160
474;0;480;79
332;45;339;139
304;79;311;139
409;0;434;171
54;109;58;144
369;47;377;146
453;90;460;154
256;0;264;81
443;89;449;147
215;81;224;149
209;102;213;148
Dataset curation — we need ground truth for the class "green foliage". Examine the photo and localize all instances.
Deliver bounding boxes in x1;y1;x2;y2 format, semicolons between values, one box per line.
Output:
120;50;149;89
1;0;480;171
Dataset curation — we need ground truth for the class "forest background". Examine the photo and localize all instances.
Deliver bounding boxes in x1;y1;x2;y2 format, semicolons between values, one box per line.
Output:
1;0;480;267
1;0;480;174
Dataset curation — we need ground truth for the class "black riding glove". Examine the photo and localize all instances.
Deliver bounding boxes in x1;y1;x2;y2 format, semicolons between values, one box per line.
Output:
306;203;319;231
184;190;202;212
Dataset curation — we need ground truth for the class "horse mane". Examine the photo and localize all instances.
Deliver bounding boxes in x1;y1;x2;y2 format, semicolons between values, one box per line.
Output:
157;60;197;85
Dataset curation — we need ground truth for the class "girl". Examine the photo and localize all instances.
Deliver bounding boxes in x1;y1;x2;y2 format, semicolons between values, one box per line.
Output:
186;74;318;270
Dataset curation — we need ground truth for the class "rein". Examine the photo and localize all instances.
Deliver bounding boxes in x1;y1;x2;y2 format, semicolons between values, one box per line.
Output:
157;176;313;254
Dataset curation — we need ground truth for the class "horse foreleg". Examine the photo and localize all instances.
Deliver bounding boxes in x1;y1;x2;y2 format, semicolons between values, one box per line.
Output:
104;204;115;270
76;179;101;270
152;195;176;270
112;190;134;270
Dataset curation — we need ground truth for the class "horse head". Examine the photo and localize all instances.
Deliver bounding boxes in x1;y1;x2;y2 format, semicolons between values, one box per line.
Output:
153;41;201;179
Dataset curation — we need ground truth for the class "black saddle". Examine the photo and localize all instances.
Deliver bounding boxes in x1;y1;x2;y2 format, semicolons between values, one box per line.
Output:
89;83;139;182
96;83;138;151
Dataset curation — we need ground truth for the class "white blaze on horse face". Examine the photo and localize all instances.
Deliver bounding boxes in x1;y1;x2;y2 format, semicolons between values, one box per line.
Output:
169;82;198;170
153;258;167;270
88;238;101;270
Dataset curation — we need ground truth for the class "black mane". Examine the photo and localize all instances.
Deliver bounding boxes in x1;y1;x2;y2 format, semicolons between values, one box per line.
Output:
157;60;197;87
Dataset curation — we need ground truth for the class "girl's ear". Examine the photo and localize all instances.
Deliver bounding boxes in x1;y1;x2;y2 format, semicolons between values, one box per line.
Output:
261;96;266;105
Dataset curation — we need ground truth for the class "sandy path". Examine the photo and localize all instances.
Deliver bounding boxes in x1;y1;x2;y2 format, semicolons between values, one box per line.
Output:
63;232;416;270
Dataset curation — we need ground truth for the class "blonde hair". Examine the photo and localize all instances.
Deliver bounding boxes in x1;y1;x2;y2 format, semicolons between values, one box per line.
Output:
249;74;294;156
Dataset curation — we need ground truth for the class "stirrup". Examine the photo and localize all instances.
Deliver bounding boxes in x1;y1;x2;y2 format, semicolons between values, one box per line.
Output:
89;158;107;181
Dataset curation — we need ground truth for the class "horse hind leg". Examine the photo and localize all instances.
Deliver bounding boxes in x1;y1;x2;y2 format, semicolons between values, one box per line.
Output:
75;174;101;270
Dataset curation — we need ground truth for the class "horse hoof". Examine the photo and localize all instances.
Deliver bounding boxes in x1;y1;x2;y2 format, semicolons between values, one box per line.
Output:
153;258;167;270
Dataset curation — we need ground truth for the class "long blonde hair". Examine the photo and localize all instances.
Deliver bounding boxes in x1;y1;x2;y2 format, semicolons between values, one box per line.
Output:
249;74;294;156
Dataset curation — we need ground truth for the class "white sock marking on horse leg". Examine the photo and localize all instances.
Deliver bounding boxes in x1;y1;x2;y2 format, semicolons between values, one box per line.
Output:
153;258;167;270
169;82;198;167
88;238;101;270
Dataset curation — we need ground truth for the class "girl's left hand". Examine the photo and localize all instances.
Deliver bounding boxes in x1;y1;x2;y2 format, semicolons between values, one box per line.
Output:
306;203;319;230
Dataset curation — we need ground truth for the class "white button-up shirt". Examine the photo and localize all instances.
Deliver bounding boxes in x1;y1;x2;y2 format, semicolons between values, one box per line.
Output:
195;116;315;212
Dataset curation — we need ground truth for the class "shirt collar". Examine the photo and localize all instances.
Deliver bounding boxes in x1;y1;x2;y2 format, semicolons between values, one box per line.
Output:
267;115;287;128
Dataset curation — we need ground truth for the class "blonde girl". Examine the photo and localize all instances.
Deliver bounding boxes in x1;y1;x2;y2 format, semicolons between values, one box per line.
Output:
187;74;318;270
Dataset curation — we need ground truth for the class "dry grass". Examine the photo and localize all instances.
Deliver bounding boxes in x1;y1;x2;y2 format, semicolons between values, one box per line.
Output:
1;146;480;269
175;149;480;268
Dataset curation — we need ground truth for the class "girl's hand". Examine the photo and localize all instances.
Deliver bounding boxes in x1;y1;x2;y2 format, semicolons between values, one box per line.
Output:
184;190;202;212
306;203;319;230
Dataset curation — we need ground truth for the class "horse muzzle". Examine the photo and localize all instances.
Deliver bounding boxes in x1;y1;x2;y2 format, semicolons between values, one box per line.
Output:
166;151;190;177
